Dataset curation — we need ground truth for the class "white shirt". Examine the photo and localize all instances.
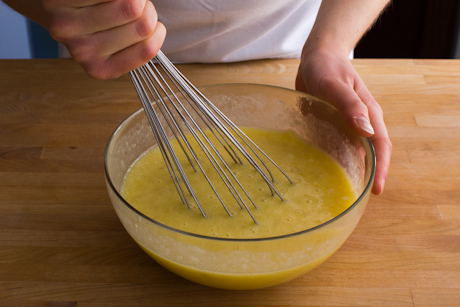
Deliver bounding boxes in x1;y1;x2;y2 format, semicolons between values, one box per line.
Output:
60;0;324;62
153;0;322;63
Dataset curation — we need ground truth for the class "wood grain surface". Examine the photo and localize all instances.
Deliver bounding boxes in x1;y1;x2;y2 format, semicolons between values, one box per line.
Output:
0;58;459;306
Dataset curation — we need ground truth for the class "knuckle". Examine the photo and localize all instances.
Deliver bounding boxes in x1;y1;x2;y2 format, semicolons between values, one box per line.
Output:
135;16;156;39
384;138;393;151
120;0;144;20
42;0;60;11
375;134;393;153
48;13;81;42
71;49;90;64
82;61;112;80
67;41;84;58
365;98;384;118
145;1;158;21
67;40;95;63
48;17;71;41
140;40;160;62
373;103;384;118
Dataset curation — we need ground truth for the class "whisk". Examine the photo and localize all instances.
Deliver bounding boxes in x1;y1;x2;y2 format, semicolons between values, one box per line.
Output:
128;51;292;224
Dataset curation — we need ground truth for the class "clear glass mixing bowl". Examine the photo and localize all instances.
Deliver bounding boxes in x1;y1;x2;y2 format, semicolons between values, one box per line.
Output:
104;84;375;290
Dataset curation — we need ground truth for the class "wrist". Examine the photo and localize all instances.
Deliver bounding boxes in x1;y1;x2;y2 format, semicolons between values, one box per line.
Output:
301;32;353;62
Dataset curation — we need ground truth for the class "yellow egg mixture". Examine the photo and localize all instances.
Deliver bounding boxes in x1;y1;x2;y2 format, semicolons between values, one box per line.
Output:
120;128;357;289
122;128;356;238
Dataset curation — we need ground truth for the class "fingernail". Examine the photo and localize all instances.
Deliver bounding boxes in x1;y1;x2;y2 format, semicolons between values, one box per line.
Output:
356;116;375;135
377;179;385;195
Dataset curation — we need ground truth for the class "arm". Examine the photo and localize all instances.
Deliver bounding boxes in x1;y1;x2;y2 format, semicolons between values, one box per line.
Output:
296;0;392;195
2;0;166;80
304;0;390;58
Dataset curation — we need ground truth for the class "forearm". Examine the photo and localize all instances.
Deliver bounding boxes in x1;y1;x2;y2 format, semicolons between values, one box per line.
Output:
304;0;390;57
2;0;49;27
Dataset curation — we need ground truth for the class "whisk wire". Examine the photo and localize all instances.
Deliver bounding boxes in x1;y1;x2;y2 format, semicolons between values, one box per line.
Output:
150;56;265;215
156;60;242;165
129;70;192;210
139;65;198;172
155;53;287;198
144;59;260;220
129;51;292;224
138;62;245;219
197;91;294;185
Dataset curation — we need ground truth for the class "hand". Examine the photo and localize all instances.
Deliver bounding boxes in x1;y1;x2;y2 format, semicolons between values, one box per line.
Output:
295;48;392;195
44;0;166;79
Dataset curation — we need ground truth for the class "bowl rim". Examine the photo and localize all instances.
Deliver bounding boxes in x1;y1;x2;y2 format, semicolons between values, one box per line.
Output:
104;83;376;242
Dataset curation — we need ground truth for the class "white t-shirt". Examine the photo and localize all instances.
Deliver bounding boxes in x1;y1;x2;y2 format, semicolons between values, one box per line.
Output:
60;0;324;62
154;0;322;63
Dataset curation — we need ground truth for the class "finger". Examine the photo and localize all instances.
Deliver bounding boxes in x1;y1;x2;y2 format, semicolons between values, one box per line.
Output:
75;0;149;34
371;134;392;195
48;0;149;38
45;0;114;9
83;21;166;79
317;75;392;195
71;1;158;60
355;83;392;195
321;78;375;137
366;104;392;195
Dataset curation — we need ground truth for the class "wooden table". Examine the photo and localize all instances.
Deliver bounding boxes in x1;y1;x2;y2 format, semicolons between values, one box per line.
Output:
1;59;459;306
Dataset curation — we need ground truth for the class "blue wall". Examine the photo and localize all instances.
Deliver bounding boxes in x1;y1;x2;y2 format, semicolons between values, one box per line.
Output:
0;2;57;59
0;2;31;59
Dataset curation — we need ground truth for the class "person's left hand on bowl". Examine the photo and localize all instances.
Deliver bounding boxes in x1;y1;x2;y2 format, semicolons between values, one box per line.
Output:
296;48;392;196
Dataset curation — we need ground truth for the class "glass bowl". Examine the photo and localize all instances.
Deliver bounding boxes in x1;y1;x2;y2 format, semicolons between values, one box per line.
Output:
104;83;375;290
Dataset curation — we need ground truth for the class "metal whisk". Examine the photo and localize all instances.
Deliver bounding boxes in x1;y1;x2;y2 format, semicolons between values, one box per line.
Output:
129;51;292;224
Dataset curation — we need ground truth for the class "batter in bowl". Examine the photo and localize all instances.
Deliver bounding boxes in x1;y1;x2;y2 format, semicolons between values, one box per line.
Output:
121;128;356;239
